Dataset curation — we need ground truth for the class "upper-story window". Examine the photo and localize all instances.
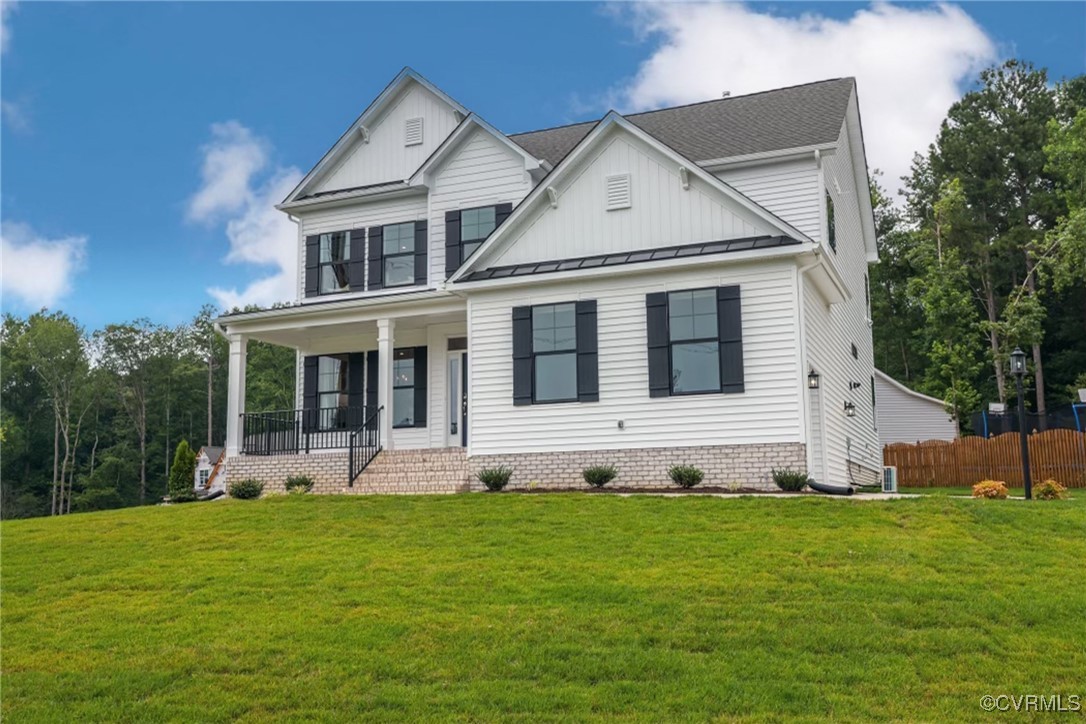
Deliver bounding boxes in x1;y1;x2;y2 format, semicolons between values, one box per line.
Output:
461;207;496;262
319;232;350;294
826;191;837;253
383;222;417;287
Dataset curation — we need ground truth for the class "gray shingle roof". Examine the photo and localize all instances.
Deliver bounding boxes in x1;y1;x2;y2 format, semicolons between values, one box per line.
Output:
509;78;855;167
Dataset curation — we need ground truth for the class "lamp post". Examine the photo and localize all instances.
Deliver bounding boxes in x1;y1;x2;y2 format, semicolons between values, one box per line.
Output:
1010;347;1032;500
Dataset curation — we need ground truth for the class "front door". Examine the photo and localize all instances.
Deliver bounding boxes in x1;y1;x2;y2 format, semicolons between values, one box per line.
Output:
446;350;468;447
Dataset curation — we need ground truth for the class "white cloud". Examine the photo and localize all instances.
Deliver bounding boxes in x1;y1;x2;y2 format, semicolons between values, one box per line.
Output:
187;121;302;310
1;222;86;309
1;0;16;55
2;99;30;133
608;2;998;194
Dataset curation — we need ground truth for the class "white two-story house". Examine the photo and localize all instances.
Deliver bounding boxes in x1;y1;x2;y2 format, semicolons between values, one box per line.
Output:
217;68;880;493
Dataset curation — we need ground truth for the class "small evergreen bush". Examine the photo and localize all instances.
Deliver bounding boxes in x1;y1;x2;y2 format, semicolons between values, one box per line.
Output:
285;475;315;494
1035;479;1067;500
583;465;618;488
668;465;704;489
168;440;197;500
772;468;811;492
229;478;264;500
972;480;1008;499
477;466;513;491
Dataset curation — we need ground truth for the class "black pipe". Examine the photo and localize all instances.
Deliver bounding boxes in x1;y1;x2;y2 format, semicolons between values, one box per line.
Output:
807;479;855;496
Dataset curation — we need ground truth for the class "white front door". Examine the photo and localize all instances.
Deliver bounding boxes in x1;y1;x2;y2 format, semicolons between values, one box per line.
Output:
446;350;468;447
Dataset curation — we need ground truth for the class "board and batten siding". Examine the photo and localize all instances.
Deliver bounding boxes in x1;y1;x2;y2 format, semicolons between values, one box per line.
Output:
466;261;803;455
488;129;775;269
311;83;461;194
802;94;880;482
715;157;821;241
428;127;533;282
293;195;429;299
874;370;958;445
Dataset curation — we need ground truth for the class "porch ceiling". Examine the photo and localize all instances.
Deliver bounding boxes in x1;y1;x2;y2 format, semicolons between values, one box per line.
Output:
216;291;466;350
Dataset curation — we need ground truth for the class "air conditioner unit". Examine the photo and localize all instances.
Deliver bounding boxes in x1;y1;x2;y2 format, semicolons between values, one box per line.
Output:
882;466;898;494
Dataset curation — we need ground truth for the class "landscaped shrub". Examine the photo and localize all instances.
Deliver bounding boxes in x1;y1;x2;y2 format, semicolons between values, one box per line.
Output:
477;466;513;491
1035;479;1068;500
168;440;197;501
972;480;1008;499
668;465;704;489
772;468;811;492
229;478;264;500
285;475;315;494
583;465;618;488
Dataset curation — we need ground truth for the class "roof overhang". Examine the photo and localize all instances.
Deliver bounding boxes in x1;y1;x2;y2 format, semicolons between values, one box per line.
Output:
448;111;814;283
697;142;837;172
281;68;469;206
277;182;423;213
408;113;548;188
874;368;946;407
844;83;879;264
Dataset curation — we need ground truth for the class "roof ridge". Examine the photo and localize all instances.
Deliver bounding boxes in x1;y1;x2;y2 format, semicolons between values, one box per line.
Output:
508;77;853;138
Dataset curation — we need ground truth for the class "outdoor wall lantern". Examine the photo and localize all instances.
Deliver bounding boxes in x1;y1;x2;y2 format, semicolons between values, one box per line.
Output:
808;370;820;389
848;381;863;390
1010;346;1032;499
844;401;856;417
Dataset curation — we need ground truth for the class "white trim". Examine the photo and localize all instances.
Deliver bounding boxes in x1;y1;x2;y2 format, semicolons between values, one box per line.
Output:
276;183;423;212
282;68;469;205
698;143;837;171
448;112;813;283
873;369;945;406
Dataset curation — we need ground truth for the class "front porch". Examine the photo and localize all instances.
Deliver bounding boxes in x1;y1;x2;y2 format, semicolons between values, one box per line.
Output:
217;290;470;486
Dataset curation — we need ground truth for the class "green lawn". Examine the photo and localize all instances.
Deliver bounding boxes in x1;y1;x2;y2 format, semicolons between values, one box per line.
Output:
3;494;1085;722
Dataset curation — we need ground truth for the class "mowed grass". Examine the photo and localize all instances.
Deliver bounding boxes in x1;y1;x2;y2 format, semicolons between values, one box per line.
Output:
3;494;1085;722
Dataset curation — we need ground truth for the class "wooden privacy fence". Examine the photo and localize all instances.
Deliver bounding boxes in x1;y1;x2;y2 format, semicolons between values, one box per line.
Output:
883;429;1086;488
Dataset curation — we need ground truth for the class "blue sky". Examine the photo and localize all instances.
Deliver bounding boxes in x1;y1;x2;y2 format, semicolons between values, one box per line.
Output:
2;2;1083;329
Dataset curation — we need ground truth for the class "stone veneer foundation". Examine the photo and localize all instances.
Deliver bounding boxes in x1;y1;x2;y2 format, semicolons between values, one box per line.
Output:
227;442;806;494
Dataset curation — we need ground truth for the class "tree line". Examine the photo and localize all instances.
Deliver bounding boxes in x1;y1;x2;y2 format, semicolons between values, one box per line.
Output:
871;60;1086;426
0;306;295;518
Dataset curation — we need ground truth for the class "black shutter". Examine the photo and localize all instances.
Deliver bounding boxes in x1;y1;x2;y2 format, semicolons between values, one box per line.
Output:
347;353;365;428
444;210;461;279
717;285;745;393
512;306;533;406
302;356;319;431
368;226;384;291
645;293;671;397
414;221;428;286
495;202;513;227
413;346;427;427
575;300;598;402
349;230;366;291
365;350;379;432
304;235;320;297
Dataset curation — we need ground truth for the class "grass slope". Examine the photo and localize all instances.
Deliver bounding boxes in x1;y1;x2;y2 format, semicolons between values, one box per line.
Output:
3;494;1085;722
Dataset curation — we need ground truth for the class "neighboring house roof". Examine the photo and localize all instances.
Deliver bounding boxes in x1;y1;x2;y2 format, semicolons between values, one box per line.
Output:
509;78;855;167
199;446;224;463
874;369;958;446
459;235;801;282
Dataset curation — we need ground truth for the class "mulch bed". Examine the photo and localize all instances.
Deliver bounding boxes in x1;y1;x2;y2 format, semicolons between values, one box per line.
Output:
500;486;811;495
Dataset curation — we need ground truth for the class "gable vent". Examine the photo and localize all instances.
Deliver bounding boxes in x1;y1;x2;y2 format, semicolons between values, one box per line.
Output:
605;173;632;211
405;117;424;146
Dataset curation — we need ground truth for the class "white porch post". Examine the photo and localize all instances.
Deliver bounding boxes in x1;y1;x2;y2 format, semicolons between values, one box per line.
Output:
225;335;248;457
377;318;395;451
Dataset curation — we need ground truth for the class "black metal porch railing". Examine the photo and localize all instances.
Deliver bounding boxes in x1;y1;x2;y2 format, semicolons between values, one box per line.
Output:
240;406;378;455
349;406;383;486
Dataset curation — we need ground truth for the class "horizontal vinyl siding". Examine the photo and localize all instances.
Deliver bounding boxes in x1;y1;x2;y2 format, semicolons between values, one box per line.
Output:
313;84;460;194
489;129;774;268
803;96;880;481
429;128;532;282
875;374;957;445
467;262;802;455
716;157;821;241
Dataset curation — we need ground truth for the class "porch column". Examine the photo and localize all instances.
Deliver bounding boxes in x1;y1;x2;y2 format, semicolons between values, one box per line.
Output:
377;318;395;451
225;334;248;457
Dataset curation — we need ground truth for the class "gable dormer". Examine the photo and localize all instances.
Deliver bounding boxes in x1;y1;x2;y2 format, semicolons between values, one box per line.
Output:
282;68;468;204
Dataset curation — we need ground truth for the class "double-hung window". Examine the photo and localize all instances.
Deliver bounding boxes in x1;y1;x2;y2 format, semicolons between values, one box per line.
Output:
198;468;210;486
532;303;578;403
317;354;350;429
460;207;496;263
319;232;350;294
383;222;417;288
646;286;744;397
667;290;721;394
